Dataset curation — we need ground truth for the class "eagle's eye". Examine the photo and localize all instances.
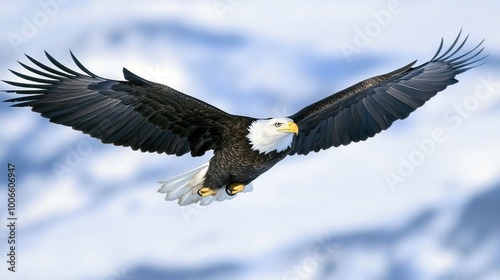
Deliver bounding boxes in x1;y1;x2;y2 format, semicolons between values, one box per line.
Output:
274;122;282;128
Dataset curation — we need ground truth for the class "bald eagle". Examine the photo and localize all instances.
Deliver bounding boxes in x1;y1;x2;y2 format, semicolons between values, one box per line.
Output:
3;33;485;205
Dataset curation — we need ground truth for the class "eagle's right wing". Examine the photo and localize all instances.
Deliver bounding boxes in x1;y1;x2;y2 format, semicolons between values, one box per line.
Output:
289;32;485;155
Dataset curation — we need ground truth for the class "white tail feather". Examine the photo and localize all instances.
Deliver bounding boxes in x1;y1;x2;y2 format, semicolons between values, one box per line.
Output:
158;162;254;206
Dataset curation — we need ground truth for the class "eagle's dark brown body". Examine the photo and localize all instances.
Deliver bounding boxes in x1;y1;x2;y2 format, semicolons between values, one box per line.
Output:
205;118;290;189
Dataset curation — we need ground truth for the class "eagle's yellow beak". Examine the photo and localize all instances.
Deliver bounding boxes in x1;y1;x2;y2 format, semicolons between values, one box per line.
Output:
278;121;299;135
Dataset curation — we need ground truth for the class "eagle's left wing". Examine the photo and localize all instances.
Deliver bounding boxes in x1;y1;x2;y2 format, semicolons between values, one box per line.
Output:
3;52;240;157
289;32;485;155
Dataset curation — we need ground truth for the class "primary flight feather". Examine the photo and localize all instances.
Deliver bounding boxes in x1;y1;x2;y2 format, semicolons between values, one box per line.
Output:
3;32;485;205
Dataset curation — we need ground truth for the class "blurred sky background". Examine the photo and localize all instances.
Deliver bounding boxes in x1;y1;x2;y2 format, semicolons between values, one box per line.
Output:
1;1;500;279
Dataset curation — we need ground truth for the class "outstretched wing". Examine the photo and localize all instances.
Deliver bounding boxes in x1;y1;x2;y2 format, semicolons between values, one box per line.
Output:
289;32;486;155
3;51;239;157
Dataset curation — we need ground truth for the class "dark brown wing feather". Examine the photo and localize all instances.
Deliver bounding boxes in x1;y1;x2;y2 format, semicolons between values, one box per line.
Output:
3;51;242;157
289;31;486;155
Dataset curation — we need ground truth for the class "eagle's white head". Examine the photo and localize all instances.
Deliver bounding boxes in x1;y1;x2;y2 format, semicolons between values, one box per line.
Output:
246;117;299;154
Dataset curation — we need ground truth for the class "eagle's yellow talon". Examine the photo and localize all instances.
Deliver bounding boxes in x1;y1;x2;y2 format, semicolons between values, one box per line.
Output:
198;187;217;197
226;183;245;196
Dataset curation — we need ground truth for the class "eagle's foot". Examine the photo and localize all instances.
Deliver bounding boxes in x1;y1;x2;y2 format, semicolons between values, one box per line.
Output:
226;183;245;196
198;186;217;197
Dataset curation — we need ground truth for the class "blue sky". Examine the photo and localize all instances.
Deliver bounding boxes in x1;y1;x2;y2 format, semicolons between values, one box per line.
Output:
1;1;500;279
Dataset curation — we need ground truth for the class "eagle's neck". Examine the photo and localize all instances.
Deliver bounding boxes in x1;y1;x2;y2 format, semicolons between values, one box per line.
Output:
246;119;294;154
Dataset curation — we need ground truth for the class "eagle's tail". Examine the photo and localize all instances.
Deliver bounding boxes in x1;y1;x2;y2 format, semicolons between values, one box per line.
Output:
158;162;253;206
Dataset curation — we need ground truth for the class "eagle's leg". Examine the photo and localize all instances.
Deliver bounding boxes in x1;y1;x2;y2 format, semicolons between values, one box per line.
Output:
226;183;245;196
198;186;217;197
